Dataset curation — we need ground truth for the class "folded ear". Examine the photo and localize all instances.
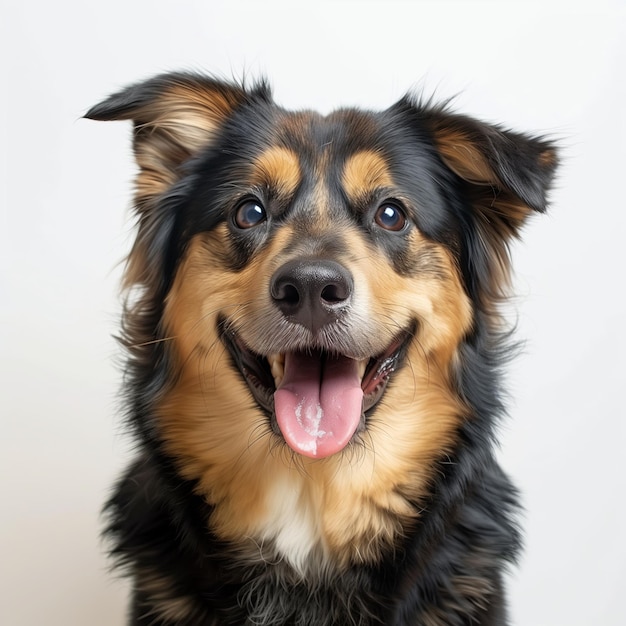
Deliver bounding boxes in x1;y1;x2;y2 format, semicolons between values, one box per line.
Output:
424;106;558;311
85;72;270;209
429;109;557;216
86;73;271;297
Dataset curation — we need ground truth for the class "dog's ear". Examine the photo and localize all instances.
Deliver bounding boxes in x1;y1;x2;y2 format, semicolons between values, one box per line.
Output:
85;72;269;209
428;109;557;221
86;73;271;293
424;106;558;310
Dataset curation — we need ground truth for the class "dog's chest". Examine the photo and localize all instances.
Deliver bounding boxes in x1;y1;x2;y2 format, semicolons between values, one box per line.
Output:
250;473;327;576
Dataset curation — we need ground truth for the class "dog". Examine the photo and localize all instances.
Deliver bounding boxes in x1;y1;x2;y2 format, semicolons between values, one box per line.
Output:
86;72;557;625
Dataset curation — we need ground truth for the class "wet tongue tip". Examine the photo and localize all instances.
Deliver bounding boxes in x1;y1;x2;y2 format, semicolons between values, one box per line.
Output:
274;352;364;458
274;387;363;458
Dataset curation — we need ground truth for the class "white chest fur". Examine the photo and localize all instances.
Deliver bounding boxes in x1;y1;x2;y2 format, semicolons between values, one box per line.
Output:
251;472;330;578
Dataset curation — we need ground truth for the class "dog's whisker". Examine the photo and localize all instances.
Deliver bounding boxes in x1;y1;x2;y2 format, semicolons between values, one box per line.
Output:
128;336;178;348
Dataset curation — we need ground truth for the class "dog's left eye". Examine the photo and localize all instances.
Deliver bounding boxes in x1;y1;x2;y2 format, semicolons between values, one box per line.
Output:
235;200;267;229
374;202;407;232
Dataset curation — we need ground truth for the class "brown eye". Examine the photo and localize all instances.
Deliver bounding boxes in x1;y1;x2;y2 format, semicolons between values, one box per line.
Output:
235;200;266;229
374;203;407;232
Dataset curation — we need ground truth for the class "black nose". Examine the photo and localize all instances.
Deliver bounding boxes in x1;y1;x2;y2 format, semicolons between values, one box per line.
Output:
270;259;353;333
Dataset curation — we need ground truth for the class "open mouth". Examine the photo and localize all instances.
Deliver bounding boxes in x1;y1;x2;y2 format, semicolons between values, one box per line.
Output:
221;323;411;459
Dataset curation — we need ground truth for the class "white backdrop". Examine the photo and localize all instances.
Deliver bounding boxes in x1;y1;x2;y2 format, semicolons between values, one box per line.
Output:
2;1;625;624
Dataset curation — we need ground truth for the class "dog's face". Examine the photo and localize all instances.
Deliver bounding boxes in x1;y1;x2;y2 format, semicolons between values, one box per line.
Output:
165;106;475;458
87;74;556;571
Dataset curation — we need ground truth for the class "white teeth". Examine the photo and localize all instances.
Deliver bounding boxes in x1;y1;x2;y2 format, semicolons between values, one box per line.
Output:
269;353;284;388
358;359;367;381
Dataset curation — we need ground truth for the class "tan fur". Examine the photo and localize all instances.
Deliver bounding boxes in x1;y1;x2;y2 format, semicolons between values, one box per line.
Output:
87;72;556;623
342;150;394;201
251;146;302;198
132;82;243;202
124;81;246;290
432;124;547;320
433;128;496;185
157;196;472;571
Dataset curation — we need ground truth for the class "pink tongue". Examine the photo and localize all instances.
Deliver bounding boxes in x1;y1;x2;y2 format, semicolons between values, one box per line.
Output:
274;352;364;458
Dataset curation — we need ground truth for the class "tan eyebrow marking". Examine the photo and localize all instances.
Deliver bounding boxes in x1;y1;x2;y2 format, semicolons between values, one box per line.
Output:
251;146;302;197
342;150;394;200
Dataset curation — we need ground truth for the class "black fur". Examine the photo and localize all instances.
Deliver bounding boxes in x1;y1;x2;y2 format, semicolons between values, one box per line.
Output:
87;72;557;625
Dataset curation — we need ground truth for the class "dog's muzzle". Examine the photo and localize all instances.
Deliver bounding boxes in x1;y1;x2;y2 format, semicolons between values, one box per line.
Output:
222;258;411;459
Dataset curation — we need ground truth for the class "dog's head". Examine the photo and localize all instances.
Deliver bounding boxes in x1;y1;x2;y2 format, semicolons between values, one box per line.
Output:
87;73;556;562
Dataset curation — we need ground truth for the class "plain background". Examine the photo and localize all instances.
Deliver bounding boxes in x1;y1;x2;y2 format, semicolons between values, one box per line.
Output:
2;1;625;624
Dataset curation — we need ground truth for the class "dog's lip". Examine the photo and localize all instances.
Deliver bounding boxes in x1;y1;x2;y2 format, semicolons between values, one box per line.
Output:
221;324;411;419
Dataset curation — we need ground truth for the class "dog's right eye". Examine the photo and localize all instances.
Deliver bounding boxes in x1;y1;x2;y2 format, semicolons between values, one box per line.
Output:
235;200;267;229
374;202;407;232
